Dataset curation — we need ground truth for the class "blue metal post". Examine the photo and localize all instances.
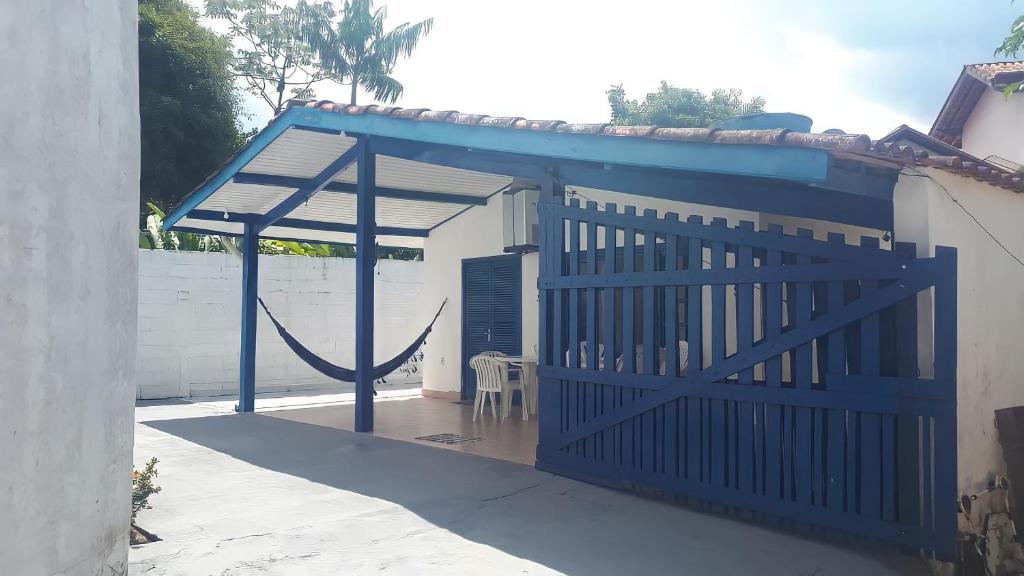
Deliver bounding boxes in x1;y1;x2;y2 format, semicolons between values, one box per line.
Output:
238;223;259;412
355;140;376;432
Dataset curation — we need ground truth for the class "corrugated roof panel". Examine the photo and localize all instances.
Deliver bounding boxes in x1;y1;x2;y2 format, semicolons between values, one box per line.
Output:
284;193;357;225
283;193;465;229
376;196;465;228
333;155;511;196
195;182;294;214
242;129;357;178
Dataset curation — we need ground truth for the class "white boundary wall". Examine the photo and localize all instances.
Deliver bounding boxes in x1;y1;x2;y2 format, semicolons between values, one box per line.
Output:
137;251;425;399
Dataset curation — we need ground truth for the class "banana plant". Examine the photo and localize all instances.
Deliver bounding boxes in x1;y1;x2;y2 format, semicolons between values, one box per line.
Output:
140;203;348;256
141;203;225;253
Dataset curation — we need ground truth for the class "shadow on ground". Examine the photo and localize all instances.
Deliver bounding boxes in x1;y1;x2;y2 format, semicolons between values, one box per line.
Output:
145;413;926;576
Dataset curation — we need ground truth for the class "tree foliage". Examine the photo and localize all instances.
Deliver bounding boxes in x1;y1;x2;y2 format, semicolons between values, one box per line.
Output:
996;11;1024;95
323;0;433;105
139;0;244;213
607;82;766;128
140;203;422;260
206;0;337;114
997;13;1024;59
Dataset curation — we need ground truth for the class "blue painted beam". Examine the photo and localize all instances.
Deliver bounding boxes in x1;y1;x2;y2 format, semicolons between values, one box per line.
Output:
184;209;429;237
293;108;832;183
556;163;894;232
187;210;258;223
171;226;418;248
238;223;259;413
368;136;893;230
292;124;344;136
254;141;363;232
354;141;376;433
271;219;428;238
233;172;489;206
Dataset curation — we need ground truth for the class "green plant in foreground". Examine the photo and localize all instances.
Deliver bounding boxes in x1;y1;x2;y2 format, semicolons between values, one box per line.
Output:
132;457;162;522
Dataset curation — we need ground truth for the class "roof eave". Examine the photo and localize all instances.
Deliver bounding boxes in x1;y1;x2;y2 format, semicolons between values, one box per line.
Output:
930;67;986;138
165;106;839;231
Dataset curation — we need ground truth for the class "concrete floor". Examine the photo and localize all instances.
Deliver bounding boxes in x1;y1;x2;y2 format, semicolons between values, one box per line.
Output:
130;393;928;575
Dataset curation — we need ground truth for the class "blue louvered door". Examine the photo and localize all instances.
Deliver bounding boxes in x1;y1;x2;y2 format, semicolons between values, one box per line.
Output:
461;255;522;400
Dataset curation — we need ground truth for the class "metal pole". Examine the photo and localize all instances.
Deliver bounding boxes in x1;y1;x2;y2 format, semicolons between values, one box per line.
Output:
355;140;376;432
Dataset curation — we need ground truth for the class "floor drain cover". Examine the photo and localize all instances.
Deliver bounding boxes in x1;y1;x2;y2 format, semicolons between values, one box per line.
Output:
415;433;484;444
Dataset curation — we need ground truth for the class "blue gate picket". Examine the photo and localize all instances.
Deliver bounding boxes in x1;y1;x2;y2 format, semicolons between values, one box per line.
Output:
686;216;704;484
535;198;958;558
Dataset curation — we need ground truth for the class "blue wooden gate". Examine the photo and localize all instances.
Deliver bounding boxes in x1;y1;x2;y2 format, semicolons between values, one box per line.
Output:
535;197;958;558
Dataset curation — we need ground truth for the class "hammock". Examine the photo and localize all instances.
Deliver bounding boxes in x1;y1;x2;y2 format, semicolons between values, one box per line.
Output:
257;297;447;390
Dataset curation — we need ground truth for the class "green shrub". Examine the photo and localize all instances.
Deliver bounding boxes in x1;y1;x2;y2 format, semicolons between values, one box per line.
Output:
132;457;162;521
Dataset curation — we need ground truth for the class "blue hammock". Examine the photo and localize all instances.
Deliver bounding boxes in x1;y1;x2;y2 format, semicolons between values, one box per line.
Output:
257;297;446;390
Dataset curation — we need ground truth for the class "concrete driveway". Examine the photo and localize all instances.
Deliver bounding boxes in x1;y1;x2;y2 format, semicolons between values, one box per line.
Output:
130;397;927;575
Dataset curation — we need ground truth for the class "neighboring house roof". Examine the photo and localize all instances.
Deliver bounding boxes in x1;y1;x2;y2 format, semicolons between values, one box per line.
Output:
879;124;979;159
930;61;1024;143
876;123;1023;191
289;100;1024;193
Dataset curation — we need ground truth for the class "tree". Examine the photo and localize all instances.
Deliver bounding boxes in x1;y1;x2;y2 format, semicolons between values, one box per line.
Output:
206;0;337;114
996;11;1024;94
324;0;433;105
607;82;766;128
139;0;244;212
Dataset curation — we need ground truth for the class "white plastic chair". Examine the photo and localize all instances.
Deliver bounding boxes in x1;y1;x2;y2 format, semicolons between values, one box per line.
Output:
469;354;502;421
564;341;606;369
658;340;690;376
477;351;527;418
615;341;690;375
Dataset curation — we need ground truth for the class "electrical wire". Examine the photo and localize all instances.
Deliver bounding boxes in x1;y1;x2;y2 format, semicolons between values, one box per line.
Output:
904;167;1024;268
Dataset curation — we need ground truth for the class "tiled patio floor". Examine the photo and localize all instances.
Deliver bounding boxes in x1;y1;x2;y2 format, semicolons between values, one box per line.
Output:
269;395;538;465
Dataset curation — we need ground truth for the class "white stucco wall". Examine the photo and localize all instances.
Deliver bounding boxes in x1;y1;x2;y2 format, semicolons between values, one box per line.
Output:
421;194;507;394
893;168;1024;496
961;89;1024;165
137;251;425;399
0;2;139;574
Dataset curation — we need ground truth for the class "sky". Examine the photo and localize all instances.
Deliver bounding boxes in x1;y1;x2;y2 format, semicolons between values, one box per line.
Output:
189;0;1022;139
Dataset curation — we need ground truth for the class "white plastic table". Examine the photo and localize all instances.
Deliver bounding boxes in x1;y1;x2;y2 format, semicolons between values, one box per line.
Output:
492;355;538;416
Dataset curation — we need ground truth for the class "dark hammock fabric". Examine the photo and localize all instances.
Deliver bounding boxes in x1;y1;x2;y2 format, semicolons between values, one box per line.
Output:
257;297;447;388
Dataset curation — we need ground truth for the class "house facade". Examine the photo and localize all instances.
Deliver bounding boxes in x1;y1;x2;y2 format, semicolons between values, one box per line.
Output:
162;82;1024;557
931;61;1024;167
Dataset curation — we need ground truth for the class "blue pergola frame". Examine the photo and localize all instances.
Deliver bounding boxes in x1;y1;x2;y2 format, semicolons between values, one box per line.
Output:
163;106;901;433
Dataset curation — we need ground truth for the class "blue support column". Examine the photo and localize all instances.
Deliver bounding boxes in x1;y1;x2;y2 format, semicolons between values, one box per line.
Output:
238;223;259;412
355;140;376;432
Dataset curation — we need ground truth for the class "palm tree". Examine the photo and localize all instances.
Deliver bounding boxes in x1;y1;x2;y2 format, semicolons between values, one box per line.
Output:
324;0;433;105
